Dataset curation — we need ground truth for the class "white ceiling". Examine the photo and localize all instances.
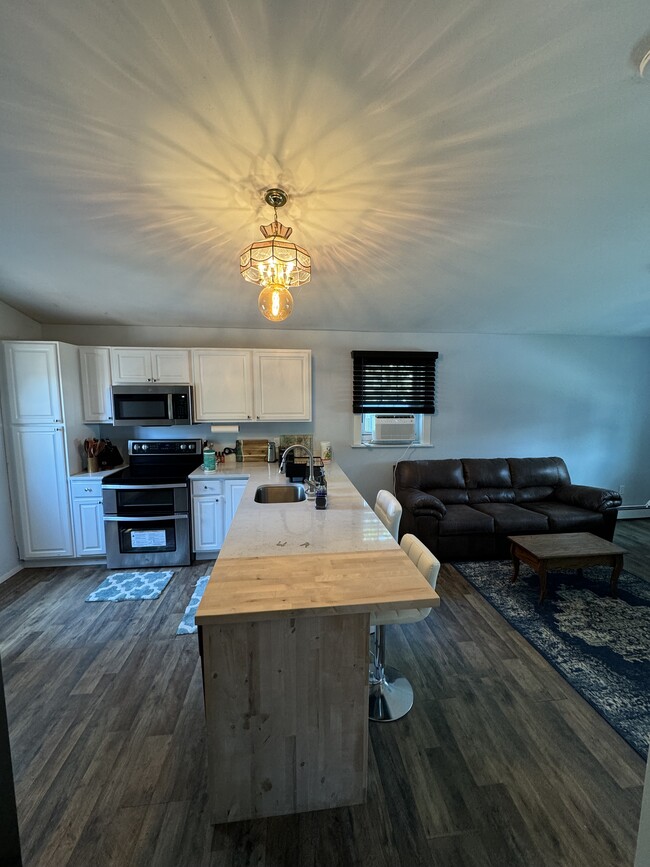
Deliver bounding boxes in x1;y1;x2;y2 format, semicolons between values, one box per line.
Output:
1;0;649;335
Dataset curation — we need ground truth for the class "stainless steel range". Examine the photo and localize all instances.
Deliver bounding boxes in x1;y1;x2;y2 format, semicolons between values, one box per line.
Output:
102;439;202;569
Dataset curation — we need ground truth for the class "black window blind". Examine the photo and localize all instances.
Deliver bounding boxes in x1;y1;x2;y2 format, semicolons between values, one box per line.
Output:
351;350;438;414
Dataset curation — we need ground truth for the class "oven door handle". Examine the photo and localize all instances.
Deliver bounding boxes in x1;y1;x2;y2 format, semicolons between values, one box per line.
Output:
102;483;188;490
103;514;188;522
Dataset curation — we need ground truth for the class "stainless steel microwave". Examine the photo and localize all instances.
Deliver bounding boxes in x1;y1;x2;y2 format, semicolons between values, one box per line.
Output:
111;385;193;426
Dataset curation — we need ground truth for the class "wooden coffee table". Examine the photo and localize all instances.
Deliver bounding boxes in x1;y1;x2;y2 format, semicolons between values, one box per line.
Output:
508;532;626;603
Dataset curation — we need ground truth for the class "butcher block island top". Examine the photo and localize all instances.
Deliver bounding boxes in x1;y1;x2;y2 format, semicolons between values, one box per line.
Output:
194;462;439;824
195;461;440;624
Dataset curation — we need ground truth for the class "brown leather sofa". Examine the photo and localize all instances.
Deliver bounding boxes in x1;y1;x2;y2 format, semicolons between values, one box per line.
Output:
395;457;622;561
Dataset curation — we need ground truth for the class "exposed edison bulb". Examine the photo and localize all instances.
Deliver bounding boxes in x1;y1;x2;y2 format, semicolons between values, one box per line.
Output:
258;284;294;322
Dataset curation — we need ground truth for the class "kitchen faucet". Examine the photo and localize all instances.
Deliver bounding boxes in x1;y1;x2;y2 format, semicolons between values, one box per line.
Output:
279;444;317;499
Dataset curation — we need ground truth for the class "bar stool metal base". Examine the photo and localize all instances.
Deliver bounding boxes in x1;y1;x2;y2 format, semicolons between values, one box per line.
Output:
368;666;414;722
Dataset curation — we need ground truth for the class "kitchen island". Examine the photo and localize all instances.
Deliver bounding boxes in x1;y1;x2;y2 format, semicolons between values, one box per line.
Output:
195;462;439;824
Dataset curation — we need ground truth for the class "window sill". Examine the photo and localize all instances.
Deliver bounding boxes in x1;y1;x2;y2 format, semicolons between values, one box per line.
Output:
350;443;433;449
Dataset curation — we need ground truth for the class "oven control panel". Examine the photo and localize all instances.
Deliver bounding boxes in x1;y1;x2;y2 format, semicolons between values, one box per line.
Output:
128;439;201;455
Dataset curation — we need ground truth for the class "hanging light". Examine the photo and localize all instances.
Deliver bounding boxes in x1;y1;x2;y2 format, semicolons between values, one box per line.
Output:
240;188;311;322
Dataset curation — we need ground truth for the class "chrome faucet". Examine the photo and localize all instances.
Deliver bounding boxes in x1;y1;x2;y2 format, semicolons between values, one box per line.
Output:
279;444;317;499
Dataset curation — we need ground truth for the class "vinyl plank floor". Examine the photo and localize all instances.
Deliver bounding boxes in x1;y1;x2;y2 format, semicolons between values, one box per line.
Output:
0;525;647;866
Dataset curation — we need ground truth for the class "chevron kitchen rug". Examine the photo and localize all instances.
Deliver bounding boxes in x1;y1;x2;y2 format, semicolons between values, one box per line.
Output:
454;560;650;758
85;570;174;602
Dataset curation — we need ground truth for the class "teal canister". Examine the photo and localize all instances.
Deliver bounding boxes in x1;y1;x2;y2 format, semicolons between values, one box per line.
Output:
203;442;216;473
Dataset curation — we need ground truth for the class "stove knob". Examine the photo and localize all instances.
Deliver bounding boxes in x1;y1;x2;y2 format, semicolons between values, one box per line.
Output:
141;444;148;451
180;444;187;450
188;443;195;450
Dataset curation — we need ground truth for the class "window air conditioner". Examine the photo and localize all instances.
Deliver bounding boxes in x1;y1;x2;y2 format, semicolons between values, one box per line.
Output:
373;414;416;444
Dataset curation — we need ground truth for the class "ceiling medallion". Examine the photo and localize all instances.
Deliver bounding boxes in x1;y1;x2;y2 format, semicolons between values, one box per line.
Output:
240;188;311;322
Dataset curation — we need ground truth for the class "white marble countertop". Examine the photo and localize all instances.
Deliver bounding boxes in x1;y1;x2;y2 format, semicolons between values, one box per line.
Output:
191;461;398;558
69;465;127;481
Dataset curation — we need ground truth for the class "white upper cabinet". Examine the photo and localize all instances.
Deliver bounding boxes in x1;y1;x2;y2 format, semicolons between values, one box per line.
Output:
3;342;63;424
110;348;191;384
79;347;113;423
192;349;254;421
192;348;311;422
253;350;312;421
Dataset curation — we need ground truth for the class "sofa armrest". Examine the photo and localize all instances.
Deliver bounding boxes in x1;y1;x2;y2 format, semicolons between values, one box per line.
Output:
554;484;622;513
398;488;447;519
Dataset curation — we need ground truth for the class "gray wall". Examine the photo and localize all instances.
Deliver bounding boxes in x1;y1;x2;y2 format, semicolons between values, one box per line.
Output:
0;300;42;580
45;324;650;509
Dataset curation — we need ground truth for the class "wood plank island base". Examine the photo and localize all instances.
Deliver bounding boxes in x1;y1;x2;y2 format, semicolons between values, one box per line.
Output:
195;464;439;824
509;532;626;603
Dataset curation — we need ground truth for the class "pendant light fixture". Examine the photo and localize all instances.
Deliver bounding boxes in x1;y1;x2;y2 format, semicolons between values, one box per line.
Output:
240;188;311;322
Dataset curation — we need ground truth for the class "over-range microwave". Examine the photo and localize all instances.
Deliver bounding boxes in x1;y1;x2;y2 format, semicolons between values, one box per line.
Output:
111;385;193;426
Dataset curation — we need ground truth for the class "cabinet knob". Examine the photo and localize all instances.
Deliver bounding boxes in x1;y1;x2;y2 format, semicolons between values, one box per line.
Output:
84;487;92;492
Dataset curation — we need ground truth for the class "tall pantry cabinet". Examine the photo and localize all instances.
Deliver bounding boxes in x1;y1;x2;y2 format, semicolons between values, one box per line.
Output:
1;341;95;560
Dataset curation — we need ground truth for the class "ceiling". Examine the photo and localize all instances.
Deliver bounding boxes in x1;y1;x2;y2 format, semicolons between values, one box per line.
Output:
1;0;649;335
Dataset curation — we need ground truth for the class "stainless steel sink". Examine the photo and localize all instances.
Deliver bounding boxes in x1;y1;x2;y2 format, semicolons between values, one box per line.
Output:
254;484;306;503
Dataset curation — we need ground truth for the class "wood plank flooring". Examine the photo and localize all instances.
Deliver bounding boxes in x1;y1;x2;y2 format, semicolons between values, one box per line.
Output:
0;520;647;866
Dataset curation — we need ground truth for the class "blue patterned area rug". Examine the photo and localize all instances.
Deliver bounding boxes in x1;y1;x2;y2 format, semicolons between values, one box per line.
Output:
176;576;210;635
85;570;174;602
454;561;650;759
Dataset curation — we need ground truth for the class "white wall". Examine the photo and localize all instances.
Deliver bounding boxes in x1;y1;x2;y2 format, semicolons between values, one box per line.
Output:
44;325;650;509
0;300;42;581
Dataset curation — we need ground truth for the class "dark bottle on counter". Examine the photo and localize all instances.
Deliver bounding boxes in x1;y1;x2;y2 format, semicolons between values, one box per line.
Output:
315;482;328;510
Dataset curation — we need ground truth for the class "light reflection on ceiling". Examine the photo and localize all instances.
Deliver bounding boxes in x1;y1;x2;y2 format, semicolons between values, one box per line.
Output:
0;0;648;333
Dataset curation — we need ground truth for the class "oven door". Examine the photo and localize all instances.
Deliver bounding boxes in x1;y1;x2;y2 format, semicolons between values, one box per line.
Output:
102;482;191;569
103;484;189;516
103;514;190;569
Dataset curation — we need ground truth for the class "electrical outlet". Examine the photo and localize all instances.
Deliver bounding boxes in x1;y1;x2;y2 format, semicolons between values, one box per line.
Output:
619;484;625;497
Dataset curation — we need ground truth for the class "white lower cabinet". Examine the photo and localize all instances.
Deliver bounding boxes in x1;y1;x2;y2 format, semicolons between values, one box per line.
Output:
70;479;105;556
191;477;247;555
192;478;225;554
10;426;74;558
225;479;247;526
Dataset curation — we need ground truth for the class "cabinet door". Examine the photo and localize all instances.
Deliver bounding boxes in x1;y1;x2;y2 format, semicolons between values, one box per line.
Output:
10;426;74;558
151;350;191;384
192;495;225;552
3;342;63;424
192;349;254;421
253;350;312;421
224;479;247;531
72;499;106;556
79;347;113;422
110;348;153;384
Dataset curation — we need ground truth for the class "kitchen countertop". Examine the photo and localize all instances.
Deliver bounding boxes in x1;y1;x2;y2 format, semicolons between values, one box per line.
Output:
195;461;439;624
69;465;127;480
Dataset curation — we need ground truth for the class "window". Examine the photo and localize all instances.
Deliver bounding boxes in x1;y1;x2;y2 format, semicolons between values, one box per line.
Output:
351;350;438;414
351;350;438;446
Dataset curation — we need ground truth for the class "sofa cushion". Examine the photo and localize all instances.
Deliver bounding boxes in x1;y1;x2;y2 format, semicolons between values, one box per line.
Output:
437;505;495;536
426;488;469;505
396;459;465;492
463;458;511;489
472;503;549;534
523;502;606;533
509;457;570;503
468;487;516;504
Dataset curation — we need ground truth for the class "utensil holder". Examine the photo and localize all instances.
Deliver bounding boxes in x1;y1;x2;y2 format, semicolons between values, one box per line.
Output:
87;456;99;473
